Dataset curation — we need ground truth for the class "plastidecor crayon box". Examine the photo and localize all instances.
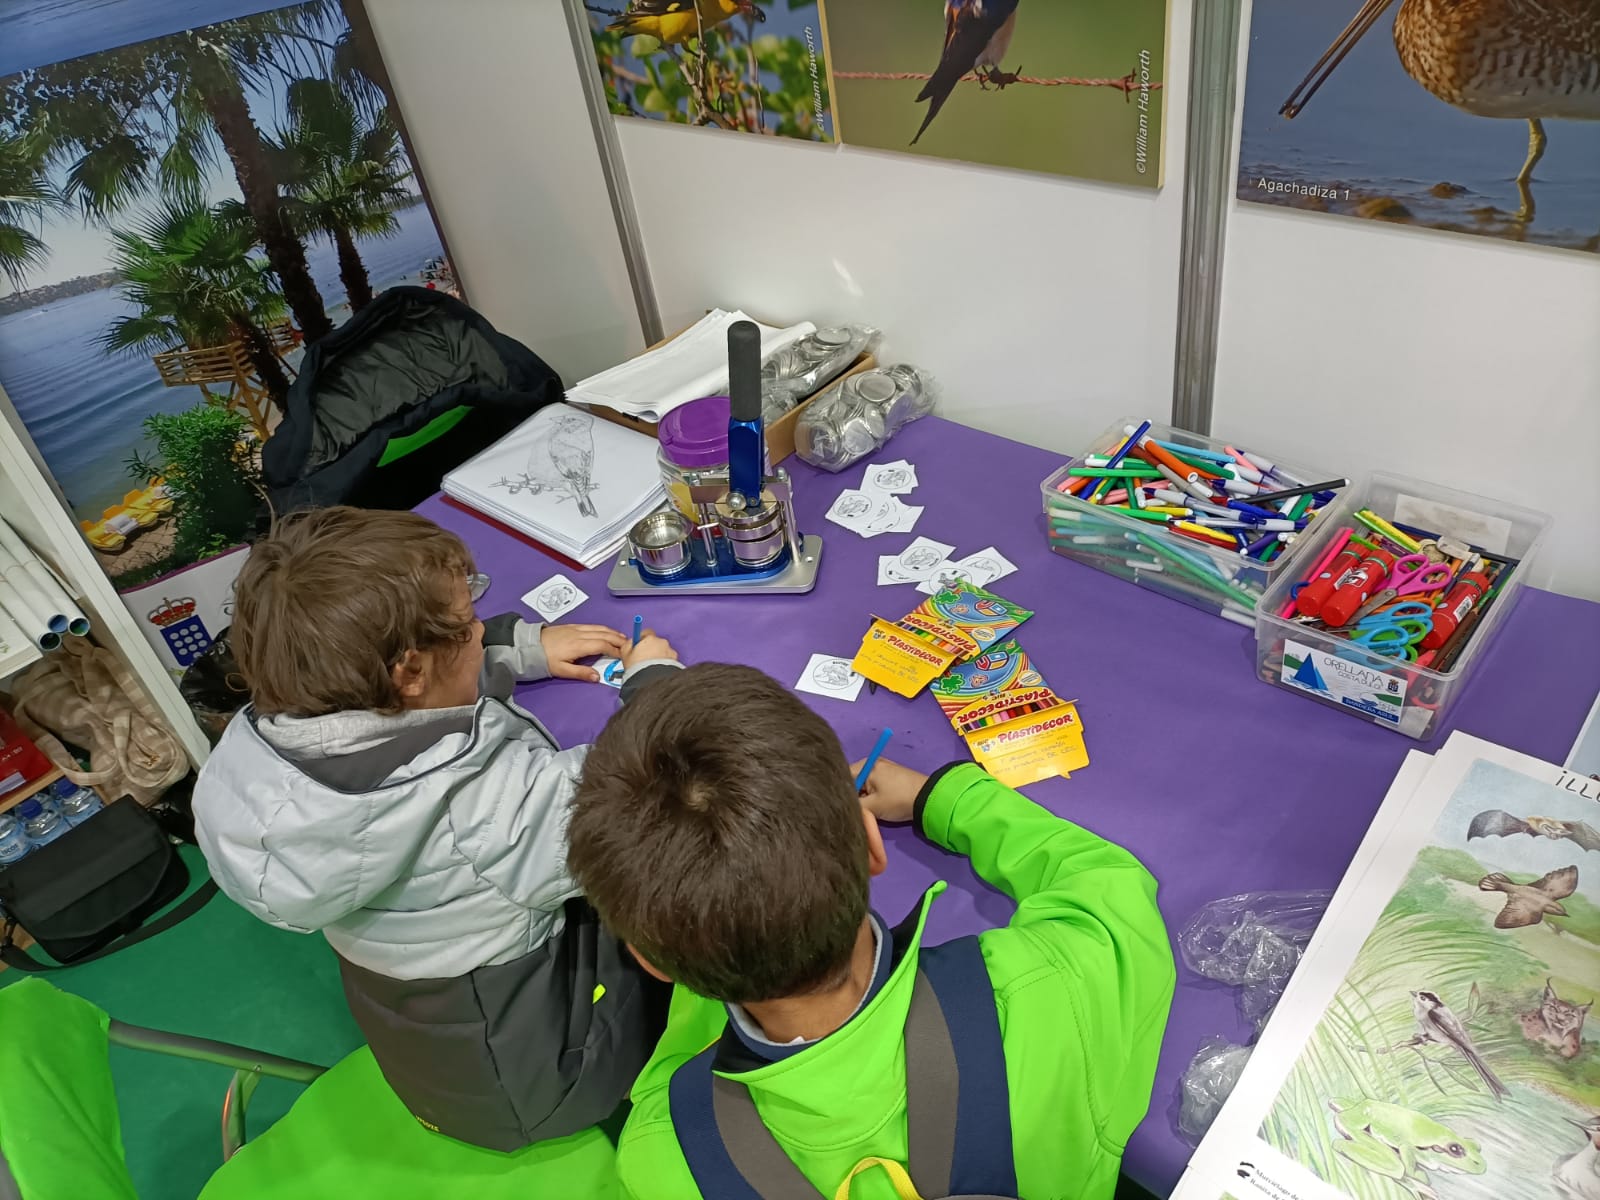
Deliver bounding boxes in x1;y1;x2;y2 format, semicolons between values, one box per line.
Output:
1254;471;1551;740
1039;418;1351;627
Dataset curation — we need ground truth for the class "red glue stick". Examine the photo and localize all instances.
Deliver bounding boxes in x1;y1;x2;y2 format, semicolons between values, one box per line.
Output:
1321;546;1398;627
1422;570;1490;649
1296;547;1363;617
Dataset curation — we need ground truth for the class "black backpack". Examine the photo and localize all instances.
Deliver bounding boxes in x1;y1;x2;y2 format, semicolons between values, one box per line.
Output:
668;936;1020;1199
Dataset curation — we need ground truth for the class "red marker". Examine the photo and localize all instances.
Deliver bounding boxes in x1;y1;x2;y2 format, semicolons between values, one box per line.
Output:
1321;546;1398;627
1421;569;1490;649
1297;545;1363;618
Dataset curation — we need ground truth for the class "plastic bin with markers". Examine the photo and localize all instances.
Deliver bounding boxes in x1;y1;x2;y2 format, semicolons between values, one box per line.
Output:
1253;472;1551;739
1040;418;1350;626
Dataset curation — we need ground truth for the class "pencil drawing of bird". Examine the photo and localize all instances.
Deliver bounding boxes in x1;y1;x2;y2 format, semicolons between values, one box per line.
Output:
1556;1113;1600;1200
912;0;1023;146
548;412;599;518
1409;989;1510;1099
1278;0;1600;219
1479;865;1579;929
607;0;764;48
1470;809;1600;852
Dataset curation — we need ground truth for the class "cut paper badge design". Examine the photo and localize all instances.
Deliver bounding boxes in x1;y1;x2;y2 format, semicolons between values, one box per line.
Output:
795;653;866;701
522;574;590;622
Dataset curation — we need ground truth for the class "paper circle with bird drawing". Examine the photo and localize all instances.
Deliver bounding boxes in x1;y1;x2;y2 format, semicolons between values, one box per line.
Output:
538;584;575;610
812;660;855;690
902;546;942;571
873;467;911;492
836;494;872;519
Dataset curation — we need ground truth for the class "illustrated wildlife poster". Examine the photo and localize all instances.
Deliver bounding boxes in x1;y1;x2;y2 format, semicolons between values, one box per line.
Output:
1237;0;1600;255
1172;734;1599;1200
586;0;1170;186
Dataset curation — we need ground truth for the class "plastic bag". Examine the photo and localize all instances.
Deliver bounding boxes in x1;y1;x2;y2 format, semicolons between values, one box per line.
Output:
794;364;939;473
1178;890;1331;1029
760;324;880;423
1177;1037;1254;1142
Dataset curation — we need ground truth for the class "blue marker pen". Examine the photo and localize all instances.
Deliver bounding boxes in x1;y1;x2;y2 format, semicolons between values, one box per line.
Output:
632;614;643;647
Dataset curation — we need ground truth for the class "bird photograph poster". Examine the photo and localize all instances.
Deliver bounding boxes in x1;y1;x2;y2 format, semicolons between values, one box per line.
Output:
587;0;835;141
1237;0;1600;256
822;0;1170;186
0;0;453;589
1170;734;1599;1200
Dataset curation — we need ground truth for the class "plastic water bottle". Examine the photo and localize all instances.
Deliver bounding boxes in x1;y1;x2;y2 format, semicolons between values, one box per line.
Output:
50;778;103;827
15;798;67;848
0;814;30;865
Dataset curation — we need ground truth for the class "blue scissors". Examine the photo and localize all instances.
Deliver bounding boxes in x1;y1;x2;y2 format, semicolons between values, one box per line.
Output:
1348;600;1434;660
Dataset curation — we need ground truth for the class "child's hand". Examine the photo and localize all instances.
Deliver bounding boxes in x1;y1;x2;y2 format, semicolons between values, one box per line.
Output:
851;757;926;824
541;624;630;682
622;631;678;671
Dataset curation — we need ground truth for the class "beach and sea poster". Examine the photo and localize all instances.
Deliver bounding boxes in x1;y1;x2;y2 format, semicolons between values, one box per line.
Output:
587;0;1170;186
1172;734;1599;1200
1238;1;1600;255
0;0;453;602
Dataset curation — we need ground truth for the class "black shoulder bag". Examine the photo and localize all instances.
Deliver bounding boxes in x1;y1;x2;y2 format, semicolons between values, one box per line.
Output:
0;796;215;972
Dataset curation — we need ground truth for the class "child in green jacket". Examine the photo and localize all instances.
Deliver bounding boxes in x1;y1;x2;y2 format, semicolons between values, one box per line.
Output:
566;663;1175;1200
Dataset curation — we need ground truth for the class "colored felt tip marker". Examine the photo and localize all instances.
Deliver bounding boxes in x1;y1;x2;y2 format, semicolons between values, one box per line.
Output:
1249;478;1347;506
632;614;643;647
855;728;895;793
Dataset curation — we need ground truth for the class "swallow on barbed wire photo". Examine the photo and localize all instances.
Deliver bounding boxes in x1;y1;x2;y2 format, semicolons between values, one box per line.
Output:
1408;990;1510;1100
912;0;1023;146
606;0;764;49
1468;808;1600;852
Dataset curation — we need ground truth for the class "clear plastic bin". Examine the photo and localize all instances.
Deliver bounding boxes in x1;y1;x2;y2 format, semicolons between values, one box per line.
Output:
1253;472;1551;739
1040;418;1350;626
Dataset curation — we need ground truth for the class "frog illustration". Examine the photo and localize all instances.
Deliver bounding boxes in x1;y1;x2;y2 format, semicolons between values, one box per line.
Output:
1328;1098;1486;1199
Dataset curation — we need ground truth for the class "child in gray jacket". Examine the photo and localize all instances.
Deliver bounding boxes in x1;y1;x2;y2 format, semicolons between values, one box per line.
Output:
193;506;679;1151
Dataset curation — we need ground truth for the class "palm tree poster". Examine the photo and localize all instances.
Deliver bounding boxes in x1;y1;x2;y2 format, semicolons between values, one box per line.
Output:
819;0;1170;187
0;0;454;591
589;1;834;141
1238;1;1600;255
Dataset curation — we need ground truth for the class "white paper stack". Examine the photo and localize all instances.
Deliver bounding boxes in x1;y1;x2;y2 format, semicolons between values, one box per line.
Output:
442;403;666;568
566;309;815;422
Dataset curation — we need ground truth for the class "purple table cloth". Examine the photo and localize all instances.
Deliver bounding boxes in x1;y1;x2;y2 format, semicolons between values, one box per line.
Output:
419;416;1600;1196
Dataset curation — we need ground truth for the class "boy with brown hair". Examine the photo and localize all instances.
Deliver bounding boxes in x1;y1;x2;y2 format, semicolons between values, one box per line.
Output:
193;506;680;1152
567;663;1175;1200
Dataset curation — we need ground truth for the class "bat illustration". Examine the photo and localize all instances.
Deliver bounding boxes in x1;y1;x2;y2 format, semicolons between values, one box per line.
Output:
548;412;598;518
912;0;1022;146
1409;990;1509;1099
1468;809;1600;852
1478;866;1578;929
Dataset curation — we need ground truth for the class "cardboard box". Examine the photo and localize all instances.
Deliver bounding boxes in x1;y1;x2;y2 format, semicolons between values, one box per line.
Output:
585;318;875;464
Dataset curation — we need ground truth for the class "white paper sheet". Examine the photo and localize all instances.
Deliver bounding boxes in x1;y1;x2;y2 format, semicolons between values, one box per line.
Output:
861;459;918;496
952;546;1018;587
877;537;956;585
522;574;589;622
794;654;865;702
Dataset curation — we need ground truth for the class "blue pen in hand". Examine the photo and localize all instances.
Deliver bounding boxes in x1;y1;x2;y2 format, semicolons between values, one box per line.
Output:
854;728;894;794
632;614;643;648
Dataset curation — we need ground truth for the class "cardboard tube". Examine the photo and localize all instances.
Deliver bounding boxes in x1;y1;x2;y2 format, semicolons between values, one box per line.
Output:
0;575;60;651
0;521;89;637
0;604;27;656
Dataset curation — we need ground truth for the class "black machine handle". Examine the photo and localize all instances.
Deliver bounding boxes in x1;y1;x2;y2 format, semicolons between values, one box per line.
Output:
727;320;762;424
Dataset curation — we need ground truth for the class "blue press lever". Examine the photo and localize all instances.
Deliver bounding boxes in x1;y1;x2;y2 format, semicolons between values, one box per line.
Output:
726;320;765;505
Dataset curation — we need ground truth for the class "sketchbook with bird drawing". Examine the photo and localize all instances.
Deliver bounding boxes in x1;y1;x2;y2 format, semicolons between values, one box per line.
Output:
1173;732;1599;1200
441;403;666;568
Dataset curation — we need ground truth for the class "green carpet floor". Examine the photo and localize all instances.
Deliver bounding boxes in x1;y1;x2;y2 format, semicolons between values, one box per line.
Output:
0;846;364;1200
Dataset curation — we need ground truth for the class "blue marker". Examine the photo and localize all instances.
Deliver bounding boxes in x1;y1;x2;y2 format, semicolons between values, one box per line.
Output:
632;614;643;647
854;728;894;793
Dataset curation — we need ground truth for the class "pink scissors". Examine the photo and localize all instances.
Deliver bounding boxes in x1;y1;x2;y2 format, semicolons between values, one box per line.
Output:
1352;552;1454;621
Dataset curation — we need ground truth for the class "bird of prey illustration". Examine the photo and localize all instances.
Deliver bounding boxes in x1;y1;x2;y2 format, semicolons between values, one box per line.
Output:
1469;809;1600;852
1479;866;1578;929
1407;990;1509;1099
548;413;599;518
912;0;1023;146
607;0;763;48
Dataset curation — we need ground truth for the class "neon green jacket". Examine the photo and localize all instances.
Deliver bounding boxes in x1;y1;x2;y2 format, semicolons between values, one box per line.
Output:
616;763;1176;1200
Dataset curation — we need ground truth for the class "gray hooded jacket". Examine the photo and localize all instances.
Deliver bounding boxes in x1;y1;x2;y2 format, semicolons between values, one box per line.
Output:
193;615;676;1150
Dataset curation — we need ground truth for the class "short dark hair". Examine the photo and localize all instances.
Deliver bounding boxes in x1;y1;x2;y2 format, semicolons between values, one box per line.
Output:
567;663;868;1004
233;507;475;717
